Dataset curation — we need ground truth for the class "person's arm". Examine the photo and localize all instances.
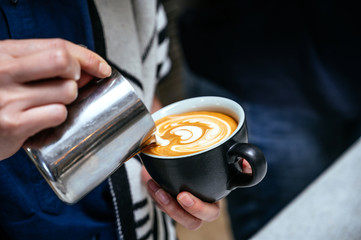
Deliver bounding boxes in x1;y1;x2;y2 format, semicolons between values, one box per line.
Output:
0;38;111;160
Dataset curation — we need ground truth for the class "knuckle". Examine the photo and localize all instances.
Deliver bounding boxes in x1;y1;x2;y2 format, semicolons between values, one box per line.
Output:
51;49;70;71
51;105;68;124
0;113;19;134
48;40;72;74
39;104;68;128
190;203;206;216
0;62;15;82
164;203;177;216
49;40;79;78
62;80;78;104
206;210;220;222
189;202;220;222
0;90;15;110
186;219;202;231
50;38;67;50
199;204;220;222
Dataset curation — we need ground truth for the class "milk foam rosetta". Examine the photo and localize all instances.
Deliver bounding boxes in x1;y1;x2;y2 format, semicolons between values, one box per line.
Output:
144;111;238;157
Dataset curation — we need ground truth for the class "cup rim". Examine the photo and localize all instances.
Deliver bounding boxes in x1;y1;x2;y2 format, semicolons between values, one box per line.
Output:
142;96;245;159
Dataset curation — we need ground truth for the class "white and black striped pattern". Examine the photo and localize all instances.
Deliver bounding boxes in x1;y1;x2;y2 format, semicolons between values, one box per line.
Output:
155;3;172;82
95;0;171;110
109;158;176;240
93;0;176;239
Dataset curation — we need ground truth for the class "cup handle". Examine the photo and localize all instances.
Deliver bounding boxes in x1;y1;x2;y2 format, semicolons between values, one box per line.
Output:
227;143;267;189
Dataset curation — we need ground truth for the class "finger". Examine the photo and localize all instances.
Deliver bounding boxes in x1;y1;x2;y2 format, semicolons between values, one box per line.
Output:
177;192;220;222
20;104;68;138
1;39;111;78
77;71;95;88
0;39;59;56
5;48;81;83
65;41;112;78
147;180;202;230
0;39;50;56
242;158;253;175
141;166;152;185
17;79;78;109
151;96;163;113
0;104;67;146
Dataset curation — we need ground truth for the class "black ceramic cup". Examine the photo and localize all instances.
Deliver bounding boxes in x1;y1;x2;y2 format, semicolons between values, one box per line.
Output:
140;96;267;202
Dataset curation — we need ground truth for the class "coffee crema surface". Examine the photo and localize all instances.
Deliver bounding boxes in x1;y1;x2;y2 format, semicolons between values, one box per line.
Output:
144;111;238;157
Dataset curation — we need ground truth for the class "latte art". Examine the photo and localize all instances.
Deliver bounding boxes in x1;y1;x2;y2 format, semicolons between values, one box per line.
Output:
144;111;238;157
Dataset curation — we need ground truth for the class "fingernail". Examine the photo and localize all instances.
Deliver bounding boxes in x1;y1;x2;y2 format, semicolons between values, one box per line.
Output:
147;180;159;193
178;193;194;207
155;189;170;205
99;62;112;77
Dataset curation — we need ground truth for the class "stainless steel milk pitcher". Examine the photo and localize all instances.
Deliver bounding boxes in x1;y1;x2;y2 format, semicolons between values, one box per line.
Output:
23;69;156;204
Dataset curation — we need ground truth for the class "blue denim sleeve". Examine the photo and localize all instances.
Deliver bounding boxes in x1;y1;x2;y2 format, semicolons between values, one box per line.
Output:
0;150;116;239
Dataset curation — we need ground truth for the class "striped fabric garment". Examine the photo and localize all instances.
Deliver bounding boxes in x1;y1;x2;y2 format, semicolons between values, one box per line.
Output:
95;0;171;109
108;158;176;240
94;1;176;239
